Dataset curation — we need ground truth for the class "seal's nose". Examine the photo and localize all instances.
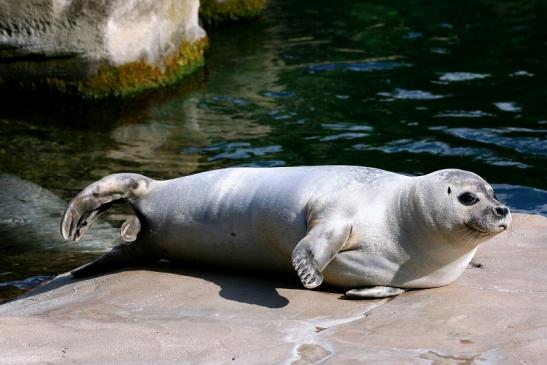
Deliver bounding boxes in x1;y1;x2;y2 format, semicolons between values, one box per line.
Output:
493;206;509;217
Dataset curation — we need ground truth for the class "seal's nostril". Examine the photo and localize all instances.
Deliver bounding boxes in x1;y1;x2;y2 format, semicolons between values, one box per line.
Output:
494;206;508;217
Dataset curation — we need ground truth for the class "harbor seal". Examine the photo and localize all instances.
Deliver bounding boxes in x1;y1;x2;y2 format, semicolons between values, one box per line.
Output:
61;166;511;299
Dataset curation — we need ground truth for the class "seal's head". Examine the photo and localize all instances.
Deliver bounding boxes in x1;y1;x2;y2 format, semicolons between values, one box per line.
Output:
414;169;511;244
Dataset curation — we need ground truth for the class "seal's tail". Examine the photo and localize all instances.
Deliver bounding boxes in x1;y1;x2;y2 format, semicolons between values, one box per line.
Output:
61;173;152;241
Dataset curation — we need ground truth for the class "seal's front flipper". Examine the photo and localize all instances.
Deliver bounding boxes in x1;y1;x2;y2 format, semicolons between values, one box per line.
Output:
345;286;405;299
292;221;352;289
71;242;157;277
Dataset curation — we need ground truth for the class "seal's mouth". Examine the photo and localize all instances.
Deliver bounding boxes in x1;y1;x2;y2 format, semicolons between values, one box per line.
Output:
464;222;490;235
465;221;508;236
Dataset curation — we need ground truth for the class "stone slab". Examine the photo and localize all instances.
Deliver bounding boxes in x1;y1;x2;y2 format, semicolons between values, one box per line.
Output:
0;213;545;364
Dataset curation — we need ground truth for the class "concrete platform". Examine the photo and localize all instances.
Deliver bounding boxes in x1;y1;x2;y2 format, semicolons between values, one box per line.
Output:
0;213;545;364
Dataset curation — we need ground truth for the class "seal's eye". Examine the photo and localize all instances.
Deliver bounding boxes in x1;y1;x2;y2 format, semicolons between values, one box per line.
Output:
458;192;479;206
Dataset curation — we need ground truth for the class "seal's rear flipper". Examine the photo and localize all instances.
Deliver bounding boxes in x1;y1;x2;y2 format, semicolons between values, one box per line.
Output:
345;286;405;299
121;215;141;242
71;243;157;277
61;173;152;241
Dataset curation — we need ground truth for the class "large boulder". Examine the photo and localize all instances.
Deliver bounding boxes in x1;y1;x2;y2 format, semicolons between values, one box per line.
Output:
0;214;546;363
0;0;207;97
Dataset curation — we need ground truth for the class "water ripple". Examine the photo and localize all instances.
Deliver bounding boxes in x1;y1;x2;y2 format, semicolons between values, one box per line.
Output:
352;139;529;168
434;110;495;118
442;128;547;156
319;132;369;142
184;142;283;161
238;160;286;167
494;102;522;113
510;70;534;77
353;139;479;155
210;95;251;106
402;31;424;40
437;72;490;82
430;47;450;54
377;88;449;100
321;123;373;132
307;61;410;74
0;275;52;290
262;91;296;98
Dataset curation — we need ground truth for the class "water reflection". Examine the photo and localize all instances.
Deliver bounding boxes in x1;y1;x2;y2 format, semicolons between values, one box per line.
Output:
377;89;449;100
307;60;409;74
442;128;547;157
493;102;522;113
437;72;490;82
433;110;494;118
184;142;284;162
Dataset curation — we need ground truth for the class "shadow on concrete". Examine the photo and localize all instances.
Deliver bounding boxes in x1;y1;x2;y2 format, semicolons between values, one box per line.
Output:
19;261;300;309
170;264;294;308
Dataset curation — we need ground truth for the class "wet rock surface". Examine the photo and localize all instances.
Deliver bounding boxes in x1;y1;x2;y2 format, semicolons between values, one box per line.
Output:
0;213;546;364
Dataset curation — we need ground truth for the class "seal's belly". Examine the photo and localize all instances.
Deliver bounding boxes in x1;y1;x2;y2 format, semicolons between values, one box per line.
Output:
135;169;313;271
150;212;306;272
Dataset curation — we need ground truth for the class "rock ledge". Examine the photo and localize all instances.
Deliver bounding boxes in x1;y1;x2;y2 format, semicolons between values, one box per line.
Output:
1;214;546;364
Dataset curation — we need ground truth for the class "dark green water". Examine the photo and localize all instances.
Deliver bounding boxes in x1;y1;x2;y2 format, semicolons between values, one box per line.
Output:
1;0;546;302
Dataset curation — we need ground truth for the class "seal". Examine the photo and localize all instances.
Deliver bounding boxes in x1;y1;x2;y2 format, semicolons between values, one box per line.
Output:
61;166;511;299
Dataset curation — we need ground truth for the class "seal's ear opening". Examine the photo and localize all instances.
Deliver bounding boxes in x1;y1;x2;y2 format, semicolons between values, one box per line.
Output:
447;186;452;195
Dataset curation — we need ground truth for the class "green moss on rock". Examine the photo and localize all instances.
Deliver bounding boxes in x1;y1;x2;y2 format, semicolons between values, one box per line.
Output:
200;0;266;24
43;37;208;99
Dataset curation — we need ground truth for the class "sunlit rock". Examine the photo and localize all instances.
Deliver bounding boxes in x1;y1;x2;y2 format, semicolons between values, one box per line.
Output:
1;214;546;363
0;0;207;98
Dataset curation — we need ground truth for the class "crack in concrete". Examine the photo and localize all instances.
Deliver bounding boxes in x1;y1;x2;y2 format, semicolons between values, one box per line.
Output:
283;296;398;364
465;285;547;294
420;350;482;365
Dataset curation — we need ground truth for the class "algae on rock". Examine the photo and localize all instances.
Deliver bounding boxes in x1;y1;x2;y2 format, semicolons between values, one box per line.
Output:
200;0;266;24
45;38;208;98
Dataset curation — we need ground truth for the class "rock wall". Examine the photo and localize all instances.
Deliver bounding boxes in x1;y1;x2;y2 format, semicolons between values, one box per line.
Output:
0;0;207;97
